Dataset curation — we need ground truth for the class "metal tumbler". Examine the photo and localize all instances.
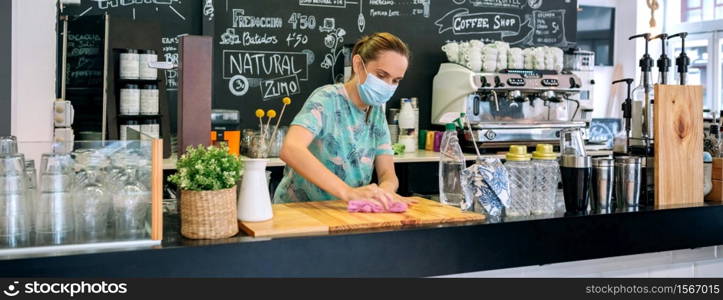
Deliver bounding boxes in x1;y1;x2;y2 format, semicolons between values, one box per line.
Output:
615;156;642;210
591;158;614;212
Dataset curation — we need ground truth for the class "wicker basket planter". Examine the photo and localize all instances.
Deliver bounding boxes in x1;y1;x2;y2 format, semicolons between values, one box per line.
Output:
180;186;239;239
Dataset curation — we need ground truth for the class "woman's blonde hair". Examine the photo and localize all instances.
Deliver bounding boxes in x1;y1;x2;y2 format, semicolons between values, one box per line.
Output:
351;32;410;76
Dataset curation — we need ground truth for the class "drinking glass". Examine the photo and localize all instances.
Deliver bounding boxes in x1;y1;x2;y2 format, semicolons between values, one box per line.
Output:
248;133;269;158
113;164;150;240
0;154;30;247
241;129;256;156
35;153;75;245
0;136;18;155
268;126;287;157
73;151;112;242
559;128;587;156
24;159;37;236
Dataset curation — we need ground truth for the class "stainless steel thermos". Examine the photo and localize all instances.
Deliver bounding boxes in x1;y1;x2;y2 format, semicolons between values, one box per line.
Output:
591;158;614;211
614;156;642;210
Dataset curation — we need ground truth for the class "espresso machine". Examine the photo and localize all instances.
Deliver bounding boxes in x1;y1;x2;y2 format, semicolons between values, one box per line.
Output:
431;63;586;149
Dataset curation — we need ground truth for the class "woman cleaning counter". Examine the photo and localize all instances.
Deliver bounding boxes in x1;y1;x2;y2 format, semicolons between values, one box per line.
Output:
273;32;413;209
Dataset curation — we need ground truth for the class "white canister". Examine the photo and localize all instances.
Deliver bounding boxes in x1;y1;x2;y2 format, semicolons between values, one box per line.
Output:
139;50;158;80
120;84;140;115
119;49;140;80
399;135;417;153
238;159;273;222
120;120;140;140
411;97;420;140
399;98;416;130
140;120;159;140
140;84;159;115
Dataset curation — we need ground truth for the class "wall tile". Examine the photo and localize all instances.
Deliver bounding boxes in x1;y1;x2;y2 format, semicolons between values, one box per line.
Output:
694;259;723;277
672;247;717;264
648;263;694;278
600;267;650;278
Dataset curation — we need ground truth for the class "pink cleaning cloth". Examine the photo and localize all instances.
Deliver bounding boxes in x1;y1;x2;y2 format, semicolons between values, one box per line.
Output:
347;200;408;213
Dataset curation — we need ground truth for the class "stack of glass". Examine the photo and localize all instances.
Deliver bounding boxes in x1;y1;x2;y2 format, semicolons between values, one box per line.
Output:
0;137;153;249
0;150;30;247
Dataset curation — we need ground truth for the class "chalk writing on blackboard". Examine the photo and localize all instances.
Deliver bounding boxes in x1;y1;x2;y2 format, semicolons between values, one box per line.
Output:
435;9;523;35
532;9;566;45
261;74;301;100
416;0;431;18
89;0;180;9
287;32;309;48
368;0;430;18
67;33;103;85
298;0;347;8
468;0;524;9
229;74;250;96
82;0;186;21
223;50;309;81
232;9;283;29
288;13;317;30
162;35;181;91
220;28;278;46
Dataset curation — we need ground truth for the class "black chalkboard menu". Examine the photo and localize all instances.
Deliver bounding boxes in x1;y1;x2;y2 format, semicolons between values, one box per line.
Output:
66;16;105;88
210;0;578;129
62;0;203;135
61;0;577;133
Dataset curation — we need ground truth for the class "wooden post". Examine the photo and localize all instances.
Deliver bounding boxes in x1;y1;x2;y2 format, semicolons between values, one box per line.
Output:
178;36;212;154
151;138;163;241
654;84;704;207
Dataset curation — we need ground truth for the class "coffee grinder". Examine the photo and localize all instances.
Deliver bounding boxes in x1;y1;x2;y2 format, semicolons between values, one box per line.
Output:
211;109;241;156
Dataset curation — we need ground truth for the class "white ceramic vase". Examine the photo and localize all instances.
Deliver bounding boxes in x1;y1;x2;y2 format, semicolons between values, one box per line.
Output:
237;159;273;222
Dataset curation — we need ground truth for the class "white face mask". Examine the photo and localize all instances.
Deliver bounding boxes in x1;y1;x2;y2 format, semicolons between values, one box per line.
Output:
357;59;398;106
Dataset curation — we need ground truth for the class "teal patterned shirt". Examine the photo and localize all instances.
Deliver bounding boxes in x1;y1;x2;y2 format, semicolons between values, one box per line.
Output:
272;84;394;203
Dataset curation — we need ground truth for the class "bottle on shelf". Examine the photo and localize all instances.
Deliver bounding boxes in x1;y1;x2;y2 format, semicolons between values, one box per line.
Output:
120;120;140;140
140;84;159;115
504;145;533;217
139;49;158;80
439;122;470;210
531;144;559;215
629;33;654;149
119;49;140;80
140;119;159;140
120;84;140;115
398;98;417;153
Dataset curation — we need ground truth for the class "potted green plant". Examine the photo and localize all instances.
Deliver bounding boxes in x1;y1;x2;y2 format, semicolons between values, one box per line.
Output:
169;145;243;239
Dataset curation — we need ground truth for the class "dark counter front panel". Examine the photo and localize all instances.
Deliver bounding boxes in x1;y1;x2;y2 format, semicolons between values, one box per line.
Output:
1;203;723;277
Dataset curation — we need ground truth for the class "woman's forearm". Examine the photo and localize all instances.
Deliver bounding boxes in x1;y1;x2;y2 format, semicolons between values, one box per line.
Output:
374;155;399;194
378;177;398;194
377;171;399;194
280;144;351;200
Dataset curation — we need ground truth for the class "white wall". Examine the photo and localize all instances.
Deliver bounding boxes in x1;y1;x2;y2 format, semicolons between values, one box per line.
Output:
578;0;663;118
11;0;57;162
440;246;723;277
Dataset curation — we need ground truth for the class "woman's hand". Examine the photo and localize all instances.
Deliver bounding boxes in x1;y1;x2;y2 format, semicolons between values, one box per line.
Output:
342;184;391;209
391;194;419;206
